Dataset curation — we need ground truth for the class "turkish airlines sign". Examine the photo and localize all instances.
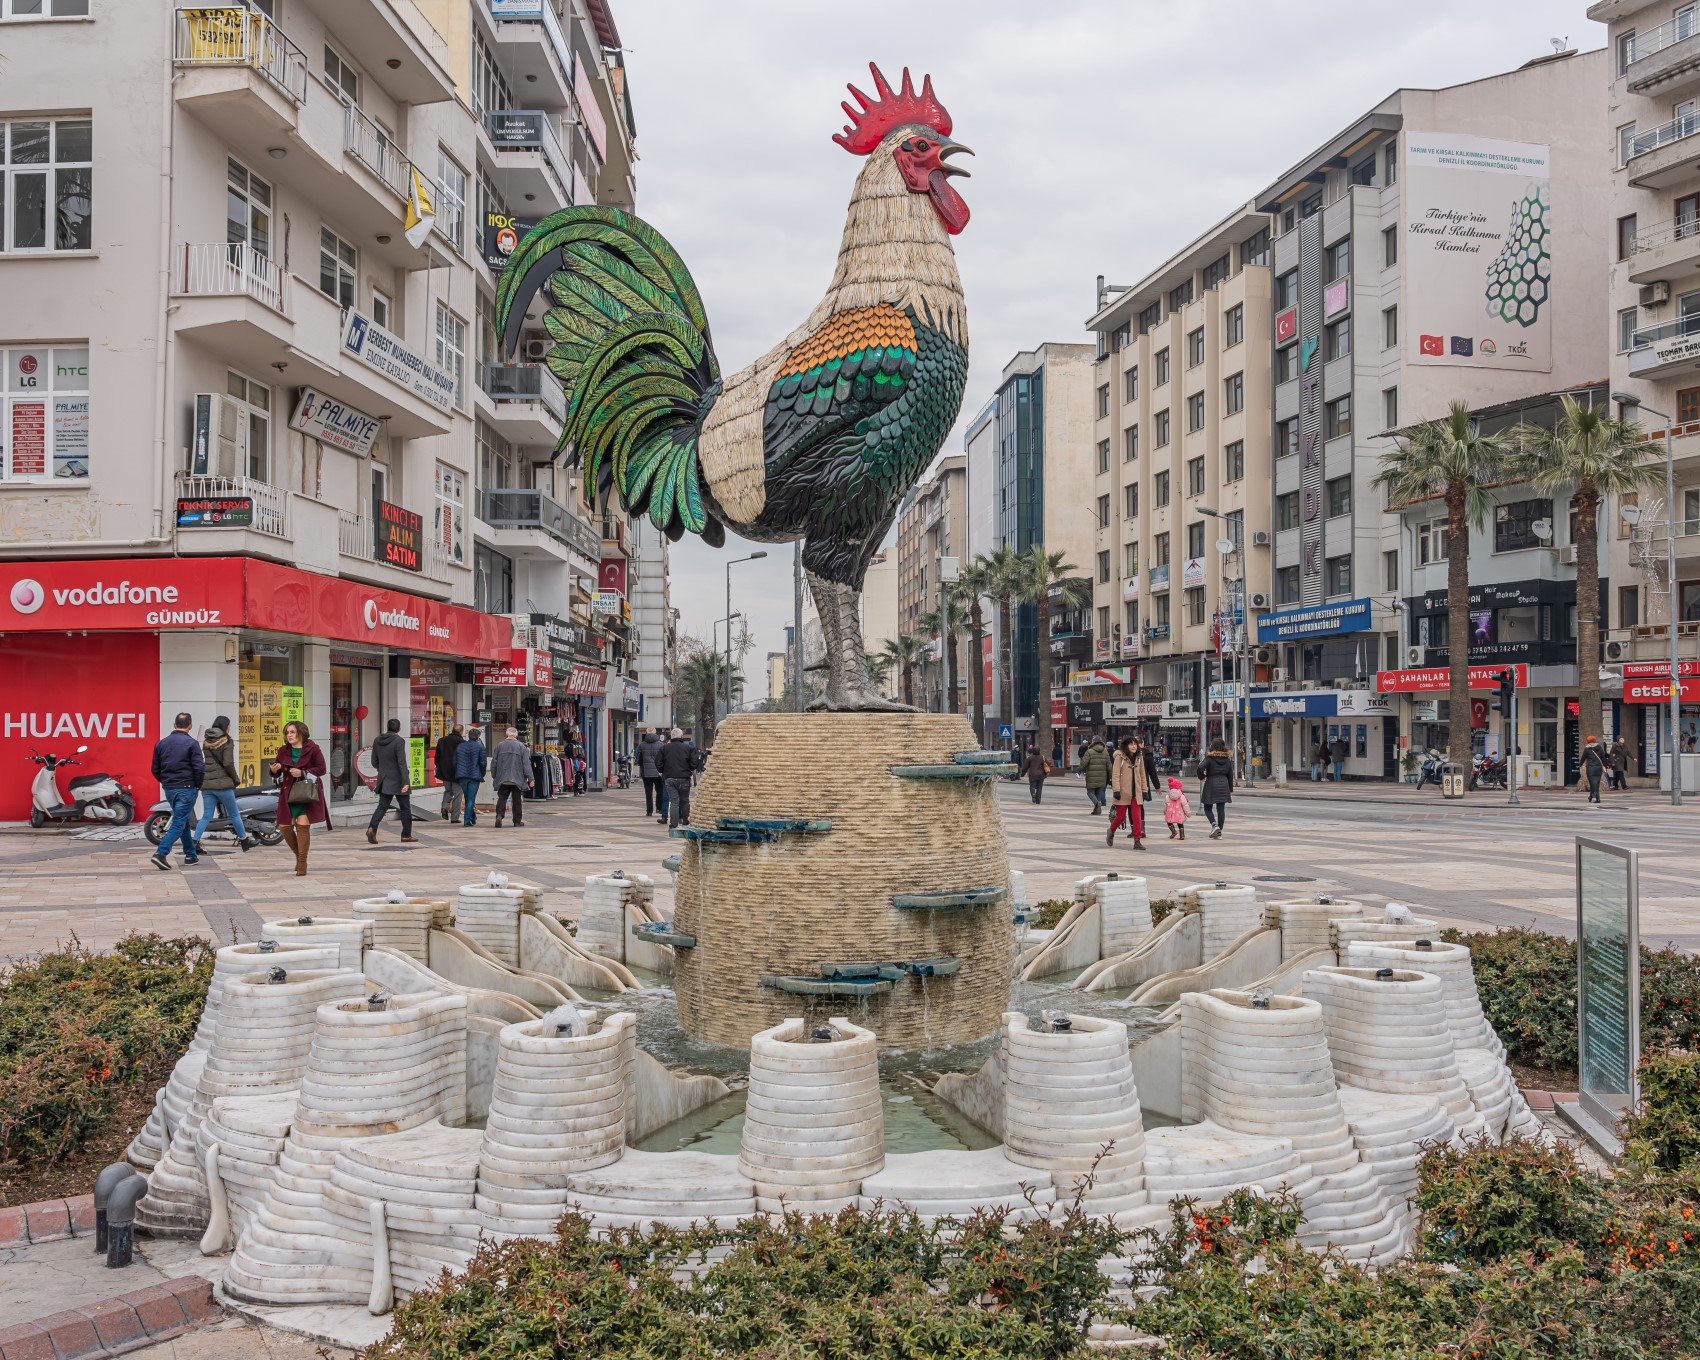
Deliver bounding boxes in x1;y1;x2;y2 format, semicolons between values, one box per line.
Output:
1375;664;1529;693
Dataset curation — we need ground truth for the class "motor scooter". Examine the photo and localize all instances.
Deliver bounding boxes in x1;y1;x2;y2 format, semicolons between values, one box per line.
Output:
26;746;135;827
144;786;283;847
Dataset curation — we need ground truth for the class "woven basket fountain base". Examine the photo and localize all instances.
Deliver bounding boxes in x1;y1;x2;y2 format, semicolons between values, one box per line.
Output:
672;713;1014;1051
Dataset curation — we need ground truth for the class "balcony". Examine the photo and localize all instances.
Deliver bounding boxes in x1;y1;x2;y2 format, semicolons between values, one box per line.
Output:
1627;13;1700;96
483;0;579;112
1626;215;1700;283
1627;316;1700;378
483;110;574;211
337;509;455;593
173;8;308;151
1626;112;1700;190
480;487;600;562
481;363;566;445
291;0;456;105
170;243;296;368
176;473;292;540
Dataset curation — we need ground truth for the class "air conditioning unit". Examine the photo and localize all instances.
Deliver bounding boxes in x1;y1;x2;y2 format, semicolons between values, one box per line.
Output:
1406;646;1424;666
523;337;550;362
1640;280;1672;307
1604;639;1628;661
1272;667;1289;682
1250;592;1271;609
1251;530;1271;547
1253;645;1277;665
1331;677;1357;690
1558;544;1578;565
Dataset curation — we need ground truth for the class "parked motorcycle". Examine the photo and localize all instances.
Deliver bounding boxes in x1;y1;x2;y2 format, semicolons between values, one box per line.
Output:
144;786;283;847
1470;754;1508;791
1416;748;1447;791
26;746;135;827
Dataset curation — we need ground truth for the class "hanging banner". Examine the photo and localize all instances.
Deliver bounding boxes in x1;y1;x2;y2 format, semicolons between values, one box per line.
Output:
1402;132;1552;373
288;387;383;457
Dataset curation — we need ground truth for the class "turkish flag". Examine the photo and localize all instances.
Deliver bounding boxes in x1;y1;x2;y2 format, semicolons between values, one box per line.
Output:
1419;334;1444;356
1274;309;1297;344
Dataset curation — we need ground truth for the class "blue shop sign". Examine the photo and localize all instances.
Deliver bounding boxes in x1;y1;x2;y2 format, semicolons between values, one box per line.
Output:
1256;597;1373;643
1251;693;1338;718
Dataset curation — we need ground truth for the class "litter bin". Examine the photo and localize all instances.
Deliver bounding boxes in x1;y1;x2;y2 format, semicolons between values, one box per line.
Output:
1274;762;1288;787
1441;761;1467;799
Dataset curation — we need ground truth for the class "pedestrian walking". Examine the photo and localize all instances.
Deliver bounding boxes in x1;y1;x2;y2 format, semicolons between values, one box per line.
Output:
366;718;416;844
1079;735;1111;815
454;725;488;825
191;716;253;854
1163;776;1191;840
659;727;697;829
1197;739;1233;839
1023;746;1050;804
493;727;534;828
149;712;204;870
270;721;327;876
1311;739;1328;782
638;727;667;821
1609;735;1630;792
1106;736;1151;850
1329;734;1348;782
1580;735;1608;805
434;722;465;822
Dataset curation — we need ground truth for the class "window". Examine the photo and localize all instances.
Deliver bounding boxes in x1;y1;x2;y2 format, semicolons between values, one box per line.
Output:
1384;142;1397;184
476;417;513;491
1123;424;1139;461
1224;440;1244;482
1154;410;1170;447
1382;226;1397;268
1277;491;1300;530
1618;306;1640;352
1618;30;1636;75
1275;418;1298;457
437;149;467;253
1109;323;1130;352
1137;301;1161;335
1096;438;1112;475
1300;193;1322;218
1;117;92;252
1325;395;1351;439
1383;386;1399;428
1187;327;1205;368
435;302;467;410
1097;605;1110;639
371;289;391;330
1325;555;1352;597
1239;227;1270;269
1096;493;1111;526
1097;383;1111;418
1223;371;1244;414
1155;349;1170;385
435;461;465;565
1618;122;1638;167
1324;317;1350;362
318;227;357;308
1187;391;1205;431
1153;532;1170;567
1185;587;1206;627
1382;305;1397;349
1416;517;1449;565
1155;594;1170;629
1097;549;1111;583
224;369;271;484
1620;585;1640;629
1124;482;1139;518
1154;470;1170;507
1276;565;1300;604
0;0;90;13
226;158;272;260
1187;456;1205;497
1494;497;1552;552
1280;207;1296;235
1383;549;1399;593
1275;344;1298;384
1124;542;1140;575
1186;520;1206;559
1;344;88;481
323;44;359;103
1201;254;1231;292
1349;158;1376;187
1618;214;1638;261
1123;366;1138;402
1125;600;1140;634
1168;280;1193;313
1326;476;1351;518
472;29;515;120
1275;270;1298;310
1683;386;1700;425
1325;238;1350;282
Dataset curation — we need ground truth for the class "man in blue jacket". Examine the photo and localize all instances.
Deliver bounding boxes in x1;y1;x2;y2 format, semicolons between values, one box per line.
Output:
149;712;204;870
453;725;489;826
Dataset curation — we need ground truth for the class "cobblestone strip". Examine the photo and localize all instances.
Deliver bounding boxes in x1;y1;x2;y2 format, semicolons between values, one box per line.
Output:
0;1196;95;1250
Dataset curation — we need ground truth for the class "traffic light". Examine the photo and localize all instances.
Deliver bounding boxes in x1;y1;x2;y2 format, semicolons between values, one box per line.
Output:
1493;668;1515;717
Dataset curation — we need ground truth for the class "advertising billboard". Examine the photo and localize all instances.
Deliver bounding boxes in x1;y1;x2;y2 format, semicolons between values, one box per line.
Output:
1402;132;1552;373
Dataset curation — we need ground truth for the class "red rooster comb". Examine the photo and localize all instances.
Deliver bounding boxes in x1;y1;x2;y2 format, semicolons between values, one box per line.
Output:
833;63;953;155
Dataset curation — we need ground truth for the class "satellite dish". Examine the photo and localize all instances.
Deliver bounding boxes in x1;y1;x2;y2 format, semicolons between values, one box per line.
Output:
1215;537;1235;555
1531;519;1552;541
1621;504;1643;526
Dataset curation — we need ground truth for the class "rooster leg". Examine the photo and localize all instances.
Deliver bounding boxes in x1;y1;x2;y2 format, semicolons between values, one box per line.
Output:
806;572;914;712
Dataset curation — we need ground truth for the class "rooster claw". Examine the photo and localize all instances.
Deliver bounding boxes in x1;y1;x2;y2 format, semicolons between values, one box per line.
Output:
808;689;917;713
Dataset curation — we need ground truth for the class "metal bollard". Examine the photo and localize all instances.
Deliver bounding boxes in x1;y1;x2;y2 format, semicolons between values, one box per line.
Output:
105;1174;148;1268
92;1162;138;1255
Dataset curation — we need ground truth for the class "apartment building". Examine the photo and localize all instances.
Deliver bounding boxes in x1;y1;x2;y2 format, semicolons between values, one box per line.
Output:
0;0;649;819
894;454;967;712
861;549;900;702
1083;207;1275;764
1250;47;1608;778
1595;0;1700;776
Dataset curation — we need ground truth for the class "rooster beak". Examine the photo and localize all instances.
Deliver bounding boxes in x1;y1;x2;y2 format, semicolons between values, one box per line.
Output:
939;141;974;178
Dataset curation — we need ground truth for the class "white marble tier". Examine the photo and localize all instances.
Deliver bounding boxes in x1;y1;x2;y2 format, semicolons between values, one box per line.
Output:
1335;1084;1450;1232
1098;876;1155;958
559;1148;758;1232
349;898;451;964
1175;883;1261;962
858;1147;1057;1223
259;917;372;970
454;885;530;967
1330;914;1440;955
201;1090;297;1252
1263;898;1365;961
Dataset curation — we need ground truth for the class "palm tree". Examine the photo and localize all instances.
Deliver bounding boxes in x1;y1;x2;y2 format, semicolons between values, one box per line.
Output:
876;633;929;709
1019;546;1094;761
918;598;969;714
982;545;1025;745
1512;395;1662;747
1374;401;1512;766
955;559;994;741
675;650;742;746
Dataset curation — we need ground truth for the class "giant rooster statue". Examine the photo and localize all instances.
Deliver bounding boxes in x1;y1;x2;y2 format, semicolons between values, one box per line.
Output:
495;64;971;710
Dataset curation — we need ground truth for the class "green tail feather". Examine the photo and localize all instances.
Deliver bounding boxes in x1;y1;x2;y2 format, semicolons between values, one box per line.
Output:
494;206;720;538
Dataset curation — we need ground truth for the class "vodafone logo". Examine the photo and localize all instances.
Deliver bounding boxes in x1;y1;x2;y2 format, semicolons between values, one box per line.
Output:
9;578;44;615
363;599;380;628
363;598;420;632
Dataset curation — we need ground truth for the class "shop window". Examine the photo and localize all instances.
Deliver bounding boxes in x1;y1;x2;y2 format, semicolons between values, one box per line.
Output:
235;647;303;788
1;116;92;253
2;343;88;481
224;368;271;483
435;460;465;565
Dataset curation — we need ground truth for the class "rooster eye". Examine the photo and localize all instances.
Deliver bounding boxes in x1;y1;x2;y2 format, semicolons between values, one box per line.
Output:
914;139;930;151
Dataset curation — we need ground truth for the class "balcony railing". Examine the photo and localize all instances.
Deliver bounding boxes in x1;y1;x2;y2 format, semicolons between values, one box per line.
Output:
483;363;566;421
338;508;452;581
486;0;575;91
173;242;291;315
344;100;415;199
483;109;573;201
1631;215;1700;255
392;0;451;71
1631;110;1700;158
1630;315;1700;350
481;487;601;558
172;6;308;103
176;473;290;539
1631;11;1700;63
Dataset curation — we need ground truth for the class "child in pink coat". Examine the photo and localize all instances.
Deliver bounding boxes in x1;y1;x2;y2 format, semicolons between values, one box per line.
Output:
1163;776;1191;840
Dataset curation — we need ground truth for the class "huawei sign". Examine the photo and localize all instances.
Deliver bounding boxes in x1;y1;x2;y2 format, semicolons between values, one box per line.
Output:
9;578;44;615
363;598;421;632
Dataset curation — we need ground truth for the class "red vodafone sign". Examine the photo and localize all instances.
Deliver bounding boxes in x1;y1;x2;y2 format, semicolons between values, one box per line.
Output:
243;560;508;660
1375;664;1529;693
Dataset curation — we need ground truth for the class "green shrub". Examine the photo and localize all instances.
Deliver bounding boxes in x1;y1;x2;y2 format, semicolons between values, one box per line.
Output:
0;934;211;1170
1417;1136;1608;1265
1622;1050;1700;1171
1033;899;1070;930
1442;928;1700;1075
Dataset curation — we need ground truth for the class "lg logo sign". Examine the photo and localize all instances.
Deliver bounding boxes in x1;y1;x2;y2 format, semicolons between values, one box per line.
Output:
9;578;44;615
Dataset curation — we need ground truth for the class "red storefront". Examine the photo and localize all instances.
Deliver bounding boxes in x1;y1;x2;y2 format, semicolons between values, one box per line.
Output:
0;558;508;820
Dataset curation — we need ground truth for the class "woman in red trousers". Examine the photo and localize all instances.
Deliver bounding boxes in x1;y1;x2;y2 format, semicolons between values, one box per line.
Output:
1106;735;1153;850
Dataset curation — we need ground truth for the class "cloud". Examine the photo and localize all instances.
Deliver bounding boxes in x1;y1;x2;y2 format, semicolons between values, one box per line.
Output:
615;1;1601;697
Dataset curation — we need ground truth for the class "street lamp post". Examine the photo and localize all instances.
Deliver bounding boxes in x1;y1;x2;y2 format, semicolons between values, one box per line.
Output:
725;551;768;726
1197;506;1254;786
1609;393;1682;807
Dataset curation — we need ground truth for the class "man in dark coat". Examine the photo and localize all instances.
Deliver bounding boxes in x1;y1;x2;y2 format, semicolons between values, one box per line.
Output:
637;728;667;821
149;712;204;871
367;718;416;843
658;727;697;829
435;723;465;822
1078;737;1111;814
454;726;489;826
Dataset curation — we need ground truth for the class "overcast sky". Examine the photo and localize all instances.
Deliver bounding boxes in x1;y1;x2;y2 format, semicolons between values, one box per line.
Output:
614;1;1603;699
